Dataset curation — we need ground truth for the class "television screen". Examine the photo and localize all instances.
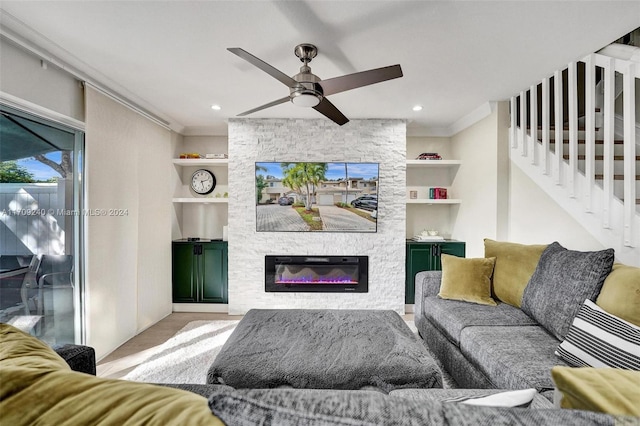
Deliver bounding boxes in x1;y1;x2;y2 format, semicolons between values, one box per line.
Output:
256;162;379;233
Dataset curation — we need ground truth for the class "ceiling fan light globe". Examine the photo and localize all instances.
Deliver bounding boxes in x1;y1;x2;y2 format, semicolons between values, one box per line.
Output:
291;93;321;107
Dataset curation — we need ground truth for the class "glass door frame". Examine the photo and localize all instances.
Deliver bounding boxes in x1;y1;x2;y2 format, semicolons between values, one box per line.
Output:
0;103;86;345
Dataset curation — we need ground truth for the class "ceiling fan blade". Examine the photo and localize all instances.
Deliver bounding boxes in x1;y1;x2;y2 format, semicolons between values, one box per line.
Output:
313;98;349;126
228;48;299;88
237;96;290;116
319;64;403;96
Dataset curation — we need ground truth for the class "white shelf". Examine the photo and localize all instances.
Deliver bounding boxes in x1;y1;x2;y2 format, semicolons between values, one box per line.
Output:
406;199;462;205
173;198;229;204
406;160;461;167
172;159;228;166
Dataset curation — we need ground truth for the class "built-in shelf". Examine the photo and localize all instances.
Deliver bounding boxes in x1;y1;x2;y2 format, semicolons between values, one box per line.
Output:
406;199;462;205
172;159;229;166
406;160;461;167
172;198;229;204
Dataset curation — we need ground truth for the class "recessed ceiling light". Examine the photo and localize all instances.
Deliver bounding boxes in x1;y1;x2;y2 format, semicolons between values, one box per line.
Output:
412;105;423;112
211;104;221;111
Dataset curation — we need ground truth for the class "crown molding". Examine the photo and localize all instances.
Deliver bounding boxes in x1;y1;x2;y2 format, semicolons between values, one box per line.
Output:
0;11;184;133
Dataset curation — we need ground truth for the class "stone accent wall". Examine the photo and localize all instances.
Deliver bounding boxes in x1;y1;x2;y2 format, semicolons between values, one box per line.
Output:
228;118;406;315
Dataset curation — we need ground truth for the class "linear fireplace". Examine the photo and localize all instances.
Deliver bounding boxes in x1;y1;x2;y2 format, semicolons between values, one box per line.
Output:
265;256;368;293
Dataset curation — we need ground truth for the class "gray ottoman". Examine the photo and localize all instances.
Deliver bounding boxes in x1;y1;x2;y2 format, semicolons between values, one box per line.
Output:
206;309;442;392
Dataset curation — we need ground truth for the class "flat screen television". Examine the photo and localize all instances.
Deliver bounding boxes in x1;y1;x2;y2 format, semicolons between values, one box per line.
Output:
256;162;378;233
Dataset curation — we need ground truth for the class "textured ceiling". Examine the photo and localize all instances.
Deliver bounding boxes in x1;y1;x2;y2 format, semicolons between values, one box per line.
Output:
1;1;639;136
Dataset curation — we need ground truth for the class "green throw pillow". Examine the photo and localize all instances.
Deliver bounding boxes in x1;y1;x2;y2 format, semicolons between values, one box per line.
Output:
484;239;548;307
438;254;497;306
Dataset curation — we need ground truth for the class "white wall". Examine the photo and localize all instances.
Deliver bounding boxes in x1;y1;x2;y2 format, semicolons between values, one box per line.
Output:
228;118;406;315
450;104;509;257
85;86;174;359
508;166;605;251
0;37;83;121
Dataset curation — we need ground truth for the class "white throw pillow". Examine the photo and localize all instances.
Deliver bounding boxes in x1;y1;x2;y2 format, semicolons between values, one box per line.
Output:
555;299;640;369
455;389;538;408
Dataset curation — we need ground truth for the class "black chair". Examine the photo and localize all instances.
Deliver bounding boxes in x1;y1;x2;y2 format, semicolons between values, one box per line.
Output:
19;255;74;336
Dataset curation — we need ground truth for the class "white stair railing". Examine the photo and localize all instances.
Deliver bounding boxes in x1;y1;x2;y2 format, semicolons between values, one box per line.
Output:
509;46;639;266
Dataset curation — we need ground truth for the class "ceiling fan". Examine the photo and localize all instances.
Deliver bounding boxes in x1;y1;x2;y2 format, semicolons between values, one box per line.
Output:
228;43;403;126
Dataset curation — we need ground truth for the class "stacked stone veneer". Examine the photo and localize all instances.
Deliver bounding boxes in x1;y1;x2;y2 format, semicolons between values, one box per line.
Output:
228;118;406;315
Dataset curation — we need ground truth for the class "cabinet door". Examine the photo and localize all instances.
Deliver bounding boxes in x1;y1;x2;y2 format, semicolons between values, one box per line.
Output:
172;243;197;302
200;243;228;303
405;241;466;304
431;242;466;270
405;243;437;304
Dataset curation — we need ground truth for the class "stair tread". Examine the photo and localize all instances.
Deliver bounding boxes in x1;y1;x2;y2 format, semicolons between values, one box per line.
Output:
539;139;624;145
563;155;640;161
594;174;640;180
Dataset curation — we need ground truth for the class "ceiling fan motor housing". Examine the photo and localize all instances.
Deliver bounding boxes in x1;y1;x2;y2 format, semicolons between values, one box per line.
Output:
290;48;323;106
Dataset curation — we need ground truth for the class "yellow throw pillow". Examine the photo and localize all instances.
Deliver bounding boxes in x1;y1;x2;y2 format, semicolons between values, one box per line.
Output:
0;324;224;426
596;263;640;327
438;254;497;306
551;366;640;417
484;239;548;307
0;323;70;371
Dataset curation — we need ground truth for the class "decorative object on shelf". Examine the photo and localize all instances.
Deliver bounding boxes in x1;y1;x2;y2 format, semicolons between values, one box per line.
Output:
428;187;448;199
223;192;228;198
412;229;444;241
179;153;202;159
409;190;417;199
191;169;217;195
205;153;228;159
411;234;445;242
416;152;442;160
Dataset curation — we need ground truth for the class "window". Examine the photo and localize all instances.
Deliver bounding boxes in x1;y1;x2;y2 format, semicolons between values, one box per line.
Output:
0;106;84;345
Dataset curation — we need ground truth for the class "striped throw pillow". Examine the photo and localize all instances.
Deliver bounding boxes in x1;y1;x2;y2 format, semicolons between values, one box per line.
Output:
555;299;640;370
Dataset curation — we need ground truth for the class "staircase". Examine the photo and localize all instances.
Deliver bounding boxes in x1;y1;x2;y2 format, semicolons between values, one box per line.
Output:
509;43;639;266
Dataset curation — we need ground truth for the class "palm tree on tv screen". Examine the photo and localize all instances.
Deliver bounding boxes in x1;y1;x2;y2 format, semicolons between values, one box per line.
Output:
281;162;327;210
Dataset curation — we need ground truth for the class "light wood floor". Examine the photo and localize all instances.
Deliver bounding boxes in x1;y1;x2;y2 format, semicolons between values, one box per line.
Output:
96;311;414;380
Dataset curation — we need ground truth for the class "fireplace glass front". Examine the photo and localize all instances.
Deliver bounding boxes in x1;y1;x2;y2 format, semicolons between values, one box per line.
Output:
265;256;368;293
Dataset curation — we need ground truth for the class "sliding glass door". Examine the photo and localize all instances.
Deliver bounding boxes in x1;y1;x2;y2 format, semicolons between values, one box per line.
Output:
0;105;84;345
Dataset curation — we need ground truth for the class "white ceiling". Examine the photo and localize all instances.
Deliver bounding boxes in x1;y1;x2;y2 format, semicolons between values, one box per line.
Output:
1;1;639;136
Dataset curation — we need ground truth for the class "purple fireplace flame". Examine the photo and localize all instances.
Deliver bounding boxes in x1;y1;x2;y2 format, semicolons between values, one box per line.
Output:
276;275;358;284
266;256;368;293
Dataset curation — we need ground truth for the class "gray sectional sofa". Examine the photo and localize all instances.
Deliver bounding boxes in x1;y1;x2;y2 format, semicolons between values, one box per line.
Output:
414;270;565;401
2;321;632;425
412;238;640;412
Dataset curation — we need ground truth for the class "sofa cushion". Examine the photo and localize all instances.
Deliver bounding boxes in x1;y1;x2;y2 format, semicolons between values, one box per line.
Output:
208;387;616;426
484;239;548;307
438;254;497;306
423;296;537;345
596;263;640;327
521;242;614;341
0;324;223;426
552;366;640;416
555;300;640;370
459;325;569;392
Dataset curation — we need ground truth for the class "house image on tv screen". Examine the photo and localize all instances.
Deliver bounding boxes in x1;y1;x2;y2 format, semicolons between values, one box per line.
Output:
255;162;379;233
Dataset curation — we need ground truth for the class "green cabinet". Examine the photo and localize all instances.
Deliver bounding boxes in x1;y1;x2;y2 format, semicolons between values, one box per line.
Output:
405;240;465;304
172;240;228;303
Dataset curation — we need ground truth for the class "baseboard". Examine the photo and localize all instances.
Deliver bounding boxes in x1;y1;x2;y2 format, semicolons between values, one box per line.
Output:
172;303;229;313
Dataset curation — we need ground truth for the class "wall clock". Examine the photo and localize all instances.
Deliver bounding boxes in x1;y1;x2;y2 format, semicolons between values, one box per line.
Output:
191;169;216;195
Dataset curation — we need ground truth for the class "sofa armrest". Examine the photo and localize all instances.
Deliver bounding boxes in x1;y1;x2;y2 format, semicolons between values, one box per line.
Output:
414;271;442;327
53;344;96;375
